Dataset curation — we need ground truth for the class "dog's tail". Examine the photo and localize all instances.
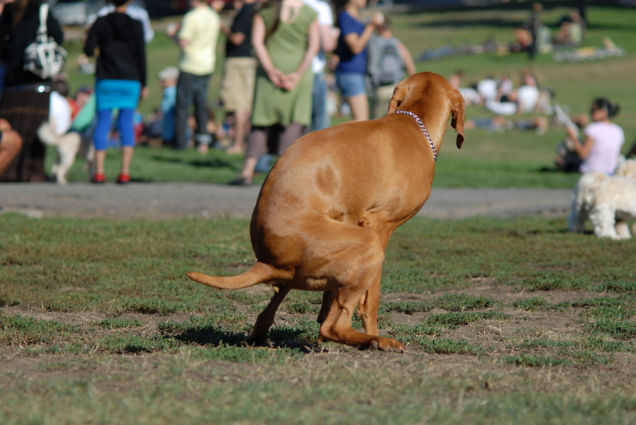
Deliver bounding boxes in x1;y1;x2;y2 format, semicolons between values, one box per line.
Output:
186;262;291;290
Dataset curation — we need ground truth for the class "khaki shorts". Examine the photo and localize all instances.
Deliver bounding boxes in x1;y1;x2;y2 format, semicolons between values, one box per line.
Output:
371;84;396;119
220;57;257;112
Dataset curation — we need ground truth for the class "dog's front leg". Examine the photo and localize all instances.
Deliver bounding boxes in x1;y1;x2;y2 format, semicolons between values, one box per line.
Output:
615;219;631;239
248;285;291;345
591;206;619;239
319;285;404;352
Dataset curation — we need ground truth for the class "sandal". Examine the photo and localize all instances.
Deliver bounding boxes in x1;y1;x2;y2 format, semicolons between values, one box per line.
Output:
228;176;252;186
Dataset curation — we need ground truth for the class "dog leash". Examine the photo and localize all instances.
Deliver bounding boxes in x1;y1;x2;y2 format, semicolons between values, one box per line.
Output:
395;110;438;161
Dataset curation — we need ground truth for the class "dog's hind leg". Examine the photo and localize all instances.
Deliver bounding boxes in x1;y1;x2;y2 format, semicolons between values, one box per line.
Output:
358;276;380;336
248;285;291;345
307;225;402;351
316;291;336;325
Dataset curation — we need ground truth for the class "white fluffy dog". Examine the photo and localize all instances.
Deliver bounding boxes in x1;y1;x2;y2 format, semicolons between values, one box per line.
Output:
616;157;636;179
37;90;84;184
37;120;81;185
569;159;636;239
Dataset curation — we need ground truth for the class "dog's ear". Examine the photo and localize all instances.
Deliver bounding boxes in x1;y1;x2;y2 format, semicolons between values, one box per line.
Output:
387;83;409;115
450;88;465;149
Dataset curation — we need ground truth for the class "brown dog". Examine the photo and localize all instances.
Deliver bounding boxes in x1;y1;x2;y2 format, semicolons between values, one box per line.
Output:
187;72;465;351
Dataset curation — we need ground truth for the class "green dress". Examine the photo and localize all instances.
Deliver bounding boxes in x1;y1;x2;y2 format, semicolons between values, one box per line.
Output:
251;4;317;127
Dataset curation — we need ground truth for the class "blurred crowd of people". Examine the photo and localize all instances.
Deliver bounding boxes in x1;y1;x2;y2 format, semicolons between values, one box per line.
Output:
450;66;631;176
510;2;587;59
0;0;416;184
0;0;631;185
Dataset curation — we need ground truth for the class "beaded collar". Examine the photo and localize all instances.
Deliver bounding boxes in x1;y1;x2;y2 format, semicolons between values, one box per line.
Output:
395;110;438;161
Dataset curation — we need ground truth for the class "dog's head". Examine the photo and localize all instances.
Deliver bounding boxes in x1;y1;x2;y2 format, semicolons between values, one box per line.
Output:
387;72;465;149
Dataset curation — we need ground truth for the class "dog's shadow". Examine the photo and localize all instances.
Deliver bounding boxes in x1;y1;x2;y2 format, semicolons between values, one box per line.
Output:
170;325;317;353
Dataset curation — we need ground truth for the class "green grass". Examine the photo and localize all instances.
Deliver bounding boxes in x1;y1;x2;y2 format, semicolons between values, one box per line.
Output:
0;314;79;345
1;214;635;424
48;5;636;187
3;6;636;425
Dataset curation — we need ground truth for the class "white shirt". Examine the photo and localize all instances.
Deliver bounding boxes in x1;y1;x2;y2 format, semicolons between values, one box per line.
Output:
516;85;539;112
49;91;72;135
477;79;497;102
303;0;333;74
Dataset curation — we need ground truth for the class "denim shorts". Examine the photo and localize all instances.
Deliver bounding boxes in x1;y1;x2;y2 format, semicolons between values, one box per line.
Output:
336;72;367;98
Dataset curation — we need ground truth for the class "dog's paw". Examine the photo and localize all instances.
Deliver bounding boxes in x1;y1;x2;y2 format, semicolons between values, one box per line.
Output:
369;336;405;353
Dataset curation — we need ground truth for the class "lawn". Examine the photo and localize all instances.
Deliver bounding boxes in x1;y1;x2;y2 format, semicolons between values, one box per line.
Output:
2;5;635;425
1;214;634;424
51;5;636;187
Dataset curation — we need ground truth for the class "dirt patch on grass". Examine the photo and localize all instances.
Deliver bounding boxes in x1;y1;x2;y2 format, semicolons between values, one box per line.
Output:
1;284;634;400
384;284;617;305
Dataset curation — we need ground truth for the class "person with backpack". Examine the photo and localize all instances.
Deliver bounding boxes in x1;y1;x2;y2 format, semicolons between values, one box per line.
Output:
333;0;382;122
366;17;415;119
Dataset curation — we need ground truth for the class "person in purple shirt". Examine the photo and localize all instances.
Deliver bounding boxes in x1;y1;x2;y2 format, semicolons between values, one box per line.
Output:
333;0;381;121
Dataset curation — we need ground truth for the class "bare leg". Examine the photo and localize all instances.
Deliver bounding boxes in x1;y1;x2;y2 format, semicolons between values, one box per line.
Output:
95;150;106;175
239;157;258;182
237;127;268;182
227;109;251;154
120;146;134;175
0;127;22;176
346;93;369;122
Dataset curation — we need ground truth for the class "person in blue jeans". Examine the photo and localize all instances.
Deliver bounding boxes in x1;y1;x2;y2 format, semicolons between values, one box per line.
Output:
334;0;381;122
84;0;146;184
169;0;220;153
304;0;339;132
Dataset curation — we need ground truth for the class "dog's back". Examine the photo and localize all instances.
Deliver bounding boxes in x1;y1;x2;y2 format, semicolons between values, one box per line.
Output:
250;115;439;265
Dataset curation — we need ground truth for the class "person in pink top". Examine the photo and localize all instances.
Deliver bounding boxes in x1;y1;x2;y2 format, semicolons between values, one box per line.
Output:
566;97;624;175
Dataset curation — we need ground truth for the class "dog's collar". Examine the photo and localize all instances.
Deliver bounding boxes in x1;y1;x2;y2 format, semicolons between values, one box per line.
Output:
395;110;438;161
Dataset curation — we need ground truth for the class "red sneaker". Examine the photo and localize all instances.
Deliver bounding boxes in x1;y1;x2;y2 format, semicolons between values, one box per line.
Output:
91;173;106;184
116;173;130;184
